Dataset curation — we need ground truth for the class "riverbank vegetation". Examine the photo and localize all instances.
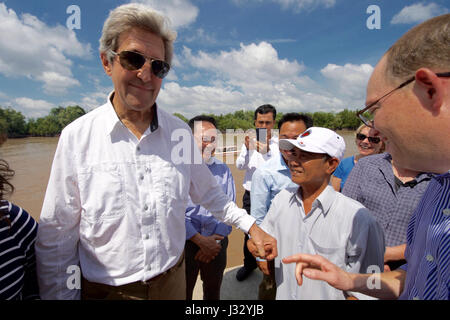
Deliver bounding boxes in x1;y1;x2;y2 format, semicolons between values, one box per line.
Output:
1;106;362;138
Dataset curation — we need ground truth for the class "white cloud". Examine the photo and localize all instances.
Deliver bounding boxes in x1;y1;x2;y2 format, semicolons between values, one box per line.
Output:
391;2;449;25
274;0;336;12
182;42;308;93
158;42;350;119
321;63;373;99
78;80;113;112
12;97;55;118
132;0;199;29
37;72;81;96
0;3;91;95
184;28;217;44
232;0;336;12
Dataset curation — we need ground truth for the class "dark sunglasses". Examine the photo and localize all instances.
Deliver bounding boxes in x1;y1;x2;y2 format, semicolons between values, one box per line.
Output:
356;133;380;144
110;50;170;79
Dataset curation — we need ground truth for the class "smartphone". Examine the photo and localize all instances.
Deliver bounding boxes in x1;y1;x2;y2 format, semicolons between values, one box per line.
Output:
256;128;267;143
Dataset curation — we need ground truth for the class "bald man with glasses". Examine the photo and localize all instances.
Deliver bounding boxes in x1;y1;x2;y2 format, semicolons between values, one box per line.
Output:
283;14;450;300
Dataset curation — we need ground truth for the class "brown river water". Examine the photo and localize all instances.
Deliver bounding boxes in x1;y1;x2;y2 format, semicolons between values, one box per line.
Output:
0;131;358;268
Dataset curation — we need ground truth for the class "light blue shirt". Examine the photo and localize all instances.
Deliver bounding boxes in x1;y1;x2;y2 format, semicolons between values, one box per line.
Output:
185;157;235;239
250;153;297;225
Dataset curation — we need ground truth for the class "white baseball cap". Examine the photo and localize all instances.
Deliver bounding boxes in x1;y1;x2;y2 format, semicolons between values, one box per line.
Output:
279;127;346;161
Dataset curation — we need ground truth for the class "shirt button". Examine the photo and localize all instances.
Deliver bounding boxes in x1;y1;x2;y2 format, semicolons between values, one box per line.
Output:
144;204;149;211
140;175;144;180
426;254;434;262
137;146;141;152
144;234;149;240
443;208;450;216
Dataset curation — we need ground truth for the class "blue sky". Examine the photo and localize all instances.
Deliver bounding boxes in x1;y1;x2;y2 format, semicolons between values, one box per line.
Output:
0;0;448;119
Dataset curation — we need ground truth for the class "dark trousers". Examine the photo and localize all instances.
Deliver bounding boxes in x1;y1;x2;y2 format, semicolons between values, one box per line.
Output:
258;260;276;300
242;190;257;270
185;237;228;300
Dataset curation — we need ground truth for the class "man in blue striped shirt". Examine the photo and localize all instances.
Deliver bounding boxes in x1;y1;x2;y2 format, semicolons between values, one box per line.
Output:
283;13;450;300
184;115;236;300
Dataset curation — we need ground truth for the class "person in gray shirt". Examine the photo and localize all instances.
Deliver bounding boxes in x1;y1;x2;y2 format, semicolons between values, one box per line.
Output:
343;151;432;271
249;127;385;300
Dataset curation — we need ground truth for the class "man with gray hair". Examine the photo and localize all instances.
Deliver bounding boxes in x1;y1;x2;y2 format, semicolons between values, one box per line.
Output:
35;3;277;300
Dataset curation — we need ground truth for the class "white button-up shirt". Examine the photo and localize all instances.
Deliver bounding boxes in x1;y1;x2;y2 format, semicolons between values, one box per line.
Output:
35;94;255;299
236;136;279;191
260;185;385;300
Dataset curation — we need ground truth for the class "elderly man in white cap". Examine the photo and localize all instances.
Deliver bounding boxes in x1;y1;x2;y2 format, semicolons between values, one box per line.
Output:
248;127;385;300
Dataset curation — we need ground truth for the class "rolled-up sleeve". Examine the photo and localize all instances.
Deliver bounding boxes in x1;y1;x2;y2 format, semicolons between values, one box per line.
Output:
35;130;82;300
235;144;249;171
189;144;255;233
346;209;385;300
185;202;199;240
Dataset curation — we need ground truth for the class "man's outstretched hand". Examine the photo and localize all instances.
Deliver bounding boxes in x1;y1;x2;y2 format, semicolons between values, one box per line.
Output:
282;253;354;290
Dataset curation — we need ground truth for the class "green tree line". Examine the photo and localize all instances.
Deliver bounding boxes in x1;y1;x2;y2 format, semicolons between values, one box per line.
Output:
0;106;86;138
174;108;363;132
1;106;363;138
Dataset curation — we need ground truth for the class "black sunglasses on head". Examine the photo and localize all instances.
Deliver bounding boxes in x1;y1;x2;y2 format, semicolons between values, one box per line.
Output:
356;133;381;144
110;50;170;79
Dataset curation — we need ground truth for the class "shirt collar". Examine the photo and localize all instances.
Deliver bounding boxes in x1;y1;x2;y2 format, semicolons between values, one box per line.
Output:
105;91;160;136
273;153;290;172
205;156;217;166
292;184;336;217
381;152;434;184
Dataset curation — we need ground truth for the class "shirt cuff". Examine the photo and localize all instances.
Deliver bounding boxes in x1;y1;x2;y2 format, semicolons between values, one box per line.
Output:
236;210;256;234
185;223;198;240
214;223;232;237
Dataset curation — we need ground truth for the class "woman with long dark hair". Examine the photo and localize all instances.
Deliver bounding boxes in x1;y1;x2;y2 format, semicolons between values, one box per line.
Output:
0;142;39;299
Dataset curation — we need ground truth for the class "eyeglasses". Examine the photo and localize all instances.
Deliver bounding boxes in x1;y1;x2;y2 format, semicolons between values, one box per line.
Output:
201;136;216;143
110;50;170;79
356;133;380;144
357;72;450;127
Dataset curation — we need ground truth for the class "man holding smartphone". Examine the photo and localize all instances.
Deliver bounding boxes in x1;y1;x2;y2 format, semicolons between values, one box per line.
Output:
235;104;279;281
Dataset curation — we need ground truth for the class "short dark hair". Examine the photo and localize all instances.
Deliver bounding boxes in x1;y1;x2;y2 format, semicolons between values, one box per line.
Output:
277;113;313;130
188;115;217;131
0;159;14;225
254;104;276;120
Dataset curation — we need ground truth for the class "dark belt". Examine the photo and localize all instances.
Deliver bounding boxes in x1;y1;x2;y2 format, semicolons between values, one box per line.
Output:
141;252;185;285
82;252;185;293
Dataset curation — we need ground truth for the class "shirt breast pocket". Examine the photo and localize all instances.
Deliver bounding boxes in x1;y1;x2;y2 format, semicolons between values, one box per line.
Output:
78;164;125;222
308;235;346;269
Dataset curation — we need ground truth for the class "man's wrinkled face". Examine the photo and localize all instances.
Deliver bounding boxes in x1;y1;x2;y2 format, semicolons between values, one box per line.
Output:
101;27;165;114
288;148;331;187
366;56;421;171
